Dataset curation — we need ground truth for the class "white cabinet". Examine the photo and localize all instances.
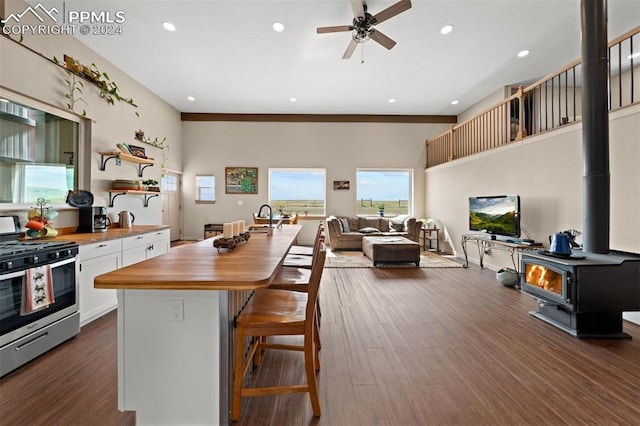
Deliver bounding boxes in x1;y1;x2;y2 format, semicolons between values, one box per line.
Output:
78;239;122;326
78;229;170;326
122;229;170;267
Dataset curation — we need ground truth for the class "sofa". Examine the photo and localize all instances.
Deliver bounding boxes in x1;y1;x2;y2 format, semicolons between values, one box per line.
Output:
326;215;423;250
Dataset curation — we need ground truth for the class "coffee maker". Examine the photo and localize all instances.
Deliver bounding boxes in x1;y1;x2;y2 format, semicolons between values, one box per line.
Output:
78;206;111;233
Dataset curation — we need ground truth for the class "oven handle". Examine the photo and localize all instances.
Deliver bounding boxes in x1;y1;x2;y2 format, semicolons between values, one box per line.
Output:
0;256;76;280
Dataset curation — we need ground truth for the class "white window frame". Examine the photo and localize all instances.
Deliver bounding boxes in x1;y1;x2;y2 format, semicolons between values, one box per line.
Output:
268;168;326;216
355;168;413;216
195;175;215;204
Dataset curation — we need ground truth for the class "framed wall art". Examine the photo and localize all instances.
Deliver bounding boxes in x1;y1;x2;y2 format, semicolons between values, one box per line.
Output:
225;167;258;194
333;180;350;190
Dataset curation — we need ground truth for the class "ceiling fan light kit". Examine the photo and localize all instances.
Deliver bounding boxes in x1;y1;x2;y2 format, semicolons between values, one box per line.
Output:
317;0;412;59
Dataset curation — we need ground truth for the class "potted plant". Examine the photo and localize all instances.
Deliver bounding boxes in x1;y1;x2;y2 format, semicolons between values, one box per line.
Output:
377;203;385;217
142;179;160;192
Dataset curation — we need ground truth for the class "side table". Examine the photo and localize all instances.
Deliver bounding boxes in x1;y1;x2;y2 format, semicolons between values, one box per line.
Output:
421;228;439;253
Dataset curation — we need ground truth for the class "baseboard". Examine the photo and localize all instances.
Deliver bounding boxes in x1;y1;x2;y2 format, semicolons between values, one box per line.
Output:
80;300;118;327
623;312;640;326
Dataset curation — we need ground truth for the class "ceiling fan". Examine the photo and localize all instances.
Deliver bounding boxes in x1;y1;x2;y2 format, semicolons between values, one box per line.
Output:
317;0;412;59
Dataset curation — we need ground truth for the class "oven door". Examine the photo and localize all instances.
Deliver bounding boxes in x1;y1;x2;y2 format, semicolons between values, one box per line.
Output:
0;256;78;347
521;256;574;309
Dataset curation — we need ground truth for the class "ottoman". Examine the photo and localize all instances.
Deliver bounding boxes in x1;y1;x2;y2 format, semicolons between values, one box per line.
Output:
362;236;421;267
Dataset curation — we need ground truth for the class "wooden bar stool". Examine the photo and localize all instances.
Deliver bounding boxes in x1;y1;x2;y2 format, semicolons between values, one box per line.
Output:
231;247;326;421
282;223;324;269
287;223;324;257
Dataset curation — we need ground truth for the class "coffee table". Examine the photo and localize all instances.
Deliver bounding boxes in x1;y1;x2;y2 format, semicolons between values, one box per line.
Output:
362;236;421;267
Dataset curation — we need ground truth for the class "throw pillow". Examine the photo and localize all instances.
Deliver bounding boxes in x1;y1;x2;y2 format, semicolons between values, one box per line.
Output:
358;227;380;233
389;220;404;232
338;217;350;232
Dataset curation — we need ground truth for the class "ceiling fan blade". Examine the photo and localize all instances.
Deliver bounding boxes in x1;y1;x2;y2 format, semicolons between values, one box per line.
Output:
342;39;358;59
351;0;365;19
317;25;353;34
369;29;396;50
372;0;412;25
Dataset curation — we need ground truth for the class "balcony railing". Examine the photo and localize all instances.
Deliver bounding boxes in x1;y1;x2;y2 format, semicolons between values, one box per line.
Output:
426;26;639;169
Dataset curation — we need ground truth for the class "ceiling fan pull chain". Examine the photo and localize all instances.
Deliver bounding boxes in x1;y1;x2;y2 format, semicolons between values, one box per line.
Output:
361;43;365;64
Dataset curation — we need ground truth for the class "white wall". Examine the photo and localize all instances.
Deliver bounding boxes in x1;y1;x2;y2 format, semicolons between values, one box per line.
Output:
181;121;450;240
0;0;182;228
425;103;640;264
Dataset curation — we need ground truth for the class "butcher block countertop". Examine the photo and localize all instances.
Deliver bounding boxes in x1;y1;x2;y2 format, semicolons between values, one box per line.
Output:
94;225;301;291
27;225;171;245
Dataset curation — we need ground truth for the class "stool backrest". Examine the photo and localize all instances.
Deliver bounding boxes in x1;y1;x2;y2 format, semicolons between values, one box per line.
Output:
306;244;326;324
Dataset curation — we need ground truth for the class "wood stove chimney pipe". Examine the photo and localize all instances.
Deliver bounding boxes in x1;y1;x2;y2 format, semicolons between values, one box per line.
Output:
581;0;610;254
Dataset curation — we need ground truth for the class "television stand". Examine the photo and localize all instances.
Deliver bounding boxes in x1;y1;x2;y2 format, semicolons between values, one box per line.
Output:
461;233;544;272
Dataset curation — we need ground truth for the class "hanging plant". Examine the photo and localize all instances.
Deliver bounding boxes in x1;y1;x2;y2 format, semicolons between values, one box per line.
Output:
53;54;139;117
135;129;169;172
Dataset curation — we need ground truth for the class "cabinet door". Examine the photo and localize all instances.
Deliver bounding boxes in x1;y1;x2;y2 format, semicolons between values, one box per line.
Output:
122;245;150;267
79;246;121;326
122;230;170;266
147;230;170;259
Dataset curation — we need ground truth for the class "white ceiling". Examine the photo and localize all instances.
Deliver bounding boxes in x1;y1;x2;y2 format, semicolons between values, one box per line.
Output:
41;0;640;115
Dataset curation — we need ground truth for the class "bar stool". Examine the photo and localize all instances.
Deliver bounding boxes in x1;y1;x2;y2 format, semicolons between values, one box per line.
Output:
231;247;326;421
282;223;324;269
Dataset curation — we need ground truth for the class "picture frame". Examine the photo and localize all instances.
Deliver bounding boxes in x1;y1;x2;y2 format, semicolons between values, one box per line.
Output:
225;167;258;194
333;180;350;190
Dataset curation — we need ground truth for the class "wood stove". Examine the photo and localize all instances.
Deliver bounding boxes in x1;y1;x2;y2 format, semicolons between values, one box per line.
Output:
521;251;640;338
521;1;640;338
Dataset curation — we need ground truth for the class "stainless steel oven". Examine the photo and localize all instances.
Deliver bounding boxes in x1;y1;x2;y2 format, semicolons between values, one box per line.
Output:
0;216;80;377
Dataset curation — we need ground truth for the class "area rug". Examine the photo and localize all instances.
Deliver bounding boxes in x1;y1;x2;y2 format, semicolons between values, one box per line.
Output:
324;249;463;268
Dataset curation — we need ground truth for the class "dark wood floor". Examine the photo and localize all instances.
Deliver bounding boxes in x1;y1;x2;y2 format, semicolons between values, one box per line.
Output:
2;263;639;425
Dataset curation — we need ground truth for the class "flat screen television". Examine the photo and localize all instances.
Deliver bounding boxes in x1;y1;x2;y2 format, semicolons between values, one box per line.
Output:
469;195;521;238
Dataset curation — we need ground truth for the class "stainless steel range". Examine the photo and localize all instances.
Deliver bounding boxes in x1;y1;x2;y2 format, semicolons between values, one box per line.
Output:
0;216;79;377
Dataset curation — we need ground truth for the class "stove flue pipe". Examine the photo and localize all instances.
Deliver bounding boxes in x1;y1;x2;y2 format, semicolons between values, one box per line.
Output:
581;0;610;254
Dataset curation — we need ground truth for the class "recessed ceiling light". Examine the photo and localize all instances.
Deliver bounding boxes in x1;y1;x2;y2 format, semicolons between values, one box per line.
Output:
451;100;459;105
187;96;195;101
162;21;176;32
388;98;396;103
440;25;454;35
273;22;285;32
517;49;530;58
289;97;297;102
628;52;640;60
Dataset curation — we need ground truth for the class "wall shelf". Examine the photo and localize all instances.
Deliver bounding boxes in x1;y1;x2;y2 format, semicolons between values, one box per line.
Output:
99;151;155;177
108;190;160;207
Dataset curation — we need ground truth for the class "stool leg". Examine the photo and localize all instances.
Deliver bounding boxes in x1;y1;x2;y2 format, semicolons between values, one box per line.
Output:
305;332;321;416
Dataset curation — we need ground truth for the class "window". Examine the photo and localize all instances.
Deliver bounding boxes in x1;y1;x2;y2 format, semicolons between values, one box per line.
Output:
195;175;215;203
269;169;326;215
162;174;178;192
356;169;412;216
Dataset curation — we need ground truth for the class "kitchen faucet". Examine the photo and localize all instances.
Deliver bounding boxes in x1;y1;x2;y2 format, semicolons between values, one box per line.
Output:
257;204;273;227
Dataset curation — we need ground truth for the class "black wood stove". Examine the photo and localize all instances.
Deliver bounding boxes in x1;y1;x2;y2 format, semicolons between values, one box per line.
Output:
521;251;640;338
521;1;640;338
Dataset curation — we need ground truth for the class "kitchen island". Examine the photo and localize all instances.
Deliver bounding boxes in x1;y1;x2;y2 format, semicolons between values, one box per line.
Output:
94;225;301;425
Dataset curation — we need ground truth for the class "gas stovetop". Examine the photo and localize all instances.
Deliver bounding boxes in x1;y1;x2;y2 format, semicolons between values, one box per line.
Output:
0;240;79;272
0;215;79;271
0;240;76;257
